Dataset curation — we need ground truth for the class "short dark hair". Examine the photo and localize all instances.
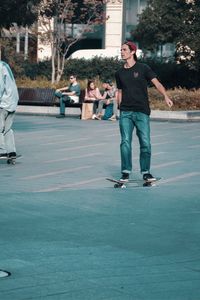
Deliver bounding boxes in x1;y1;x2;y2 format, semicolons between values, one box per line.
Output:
103;79;113;86
69;74;77;79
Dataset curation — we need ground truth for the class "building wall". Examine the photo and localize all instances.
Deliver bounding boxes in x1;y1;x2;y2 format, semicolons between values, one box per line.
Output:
105;0;123;49
37;0;124;61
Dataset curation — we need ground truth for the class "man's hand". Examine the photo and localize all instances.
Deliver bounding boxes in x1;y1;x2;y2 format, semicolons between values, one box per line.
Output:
152;78;173;108
165;95;173;108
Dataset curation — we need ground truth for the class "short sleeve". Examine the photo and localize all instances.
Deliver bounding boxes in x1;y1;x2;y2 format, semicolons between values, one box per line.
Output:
144;64;157;81
115;71;122;89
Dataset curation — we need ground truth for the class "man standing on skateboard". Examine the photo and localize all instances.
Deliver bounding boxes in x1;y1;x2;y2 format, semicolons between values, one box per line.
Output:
0;61;19;159
115;41;173;182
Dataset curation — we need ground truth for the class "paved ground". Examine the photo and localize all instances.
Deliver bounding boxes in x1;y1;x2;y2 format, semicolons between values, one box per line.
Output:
0;115;200;300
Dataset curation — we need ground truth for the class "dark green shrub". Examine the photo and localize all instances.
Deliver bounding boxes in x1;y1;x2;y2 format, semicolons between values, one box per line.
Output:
13;56;200;89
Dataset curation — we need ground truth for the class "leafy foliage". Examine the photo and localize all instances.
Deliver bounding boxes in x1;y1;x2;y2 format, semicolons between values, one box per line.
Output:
12;57;200;89
133;0;200;69
0;0;41;29
149;87;200;111
39;0;107;83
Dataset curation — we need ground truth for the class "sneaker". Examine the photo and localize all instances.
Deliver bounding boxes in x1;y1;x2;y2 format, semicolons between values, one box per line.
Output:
92;114;100;120
120;172;129;182
109;115;117;121
143;173;156;182
0;153;8;158
56;114;65;118
8;152;17;158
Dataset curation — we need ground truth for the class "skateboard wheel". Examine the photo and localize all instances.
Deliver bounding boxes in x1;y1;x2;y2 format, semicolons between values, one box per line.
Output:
143;182;154;187
114;183;120;188
7;159;15;165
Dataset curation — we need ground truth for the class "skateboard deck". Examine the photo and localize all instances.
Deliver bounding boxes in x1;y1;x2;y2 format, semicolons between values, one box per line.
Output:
0;154;22;165
106;177;161;188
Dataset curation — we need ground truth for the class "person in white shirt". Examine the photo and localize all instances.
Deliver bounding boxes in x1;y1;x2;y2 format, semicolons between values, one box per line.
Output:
0;61;19;158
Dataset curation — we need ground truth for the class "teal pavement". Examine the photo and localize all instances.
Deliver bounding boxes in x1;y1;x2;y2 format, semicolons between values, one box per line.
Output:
0;115;200;299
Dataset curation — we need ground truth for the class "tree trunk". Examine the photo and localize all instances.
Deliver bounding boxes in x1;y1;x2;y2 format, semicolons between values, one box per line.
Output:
16;27;20;54
24;26;29;60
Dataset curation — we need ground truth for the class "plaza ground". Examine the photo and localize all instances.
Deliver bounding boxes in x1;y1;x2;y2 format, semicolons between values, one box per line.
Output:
0;115;200;300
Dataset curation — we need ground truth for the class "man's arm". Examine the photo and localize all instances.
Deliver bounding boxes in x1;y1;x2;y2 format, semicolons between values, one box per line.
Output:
62;91;76;96
117;89;122;106
151;78;173;108
56;86;69;92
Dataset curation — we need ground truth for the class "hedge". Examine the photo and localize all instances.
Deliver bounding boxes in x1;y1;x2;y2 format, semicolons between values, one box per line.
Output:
13;57;200;89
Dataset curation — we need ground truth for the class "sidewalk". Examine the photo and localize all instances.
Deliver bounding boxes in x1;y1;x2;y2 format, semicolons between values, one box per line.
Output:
16;105;200;121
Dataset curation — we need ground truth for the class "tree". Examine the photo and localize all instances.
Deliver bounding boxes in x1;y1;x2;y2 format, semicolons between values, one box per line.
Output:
0;0;41;29
0;0;41;60
132;0;200;69
38;0;107;83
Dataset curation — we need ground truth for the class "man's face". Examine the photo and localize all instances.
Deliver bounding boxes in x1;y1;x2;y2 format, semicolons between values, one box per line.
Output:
120;44;134;60
69;76;76;83
102;83;108;89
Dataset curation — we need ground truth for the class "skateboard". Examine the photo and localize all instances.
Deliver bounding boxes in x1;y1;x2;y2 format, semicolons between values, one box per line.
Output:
0;154;22;165
106;177;161;188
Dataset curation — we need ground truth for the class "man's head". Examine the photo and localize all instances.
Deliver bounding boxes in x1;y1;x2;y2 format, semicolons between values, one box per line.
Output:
69;74;77;83
121;41;137;61
103;79;113;89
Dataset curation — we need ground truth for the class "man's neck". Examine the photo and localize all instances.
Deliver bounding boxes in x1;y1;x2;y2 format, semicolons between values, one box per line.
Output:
124;58;136;69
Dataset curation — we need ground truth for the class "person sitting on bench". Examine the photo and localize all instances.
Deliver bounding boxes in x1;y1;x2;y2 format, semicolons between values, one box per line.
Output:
96;79;118;121
55;74;81;118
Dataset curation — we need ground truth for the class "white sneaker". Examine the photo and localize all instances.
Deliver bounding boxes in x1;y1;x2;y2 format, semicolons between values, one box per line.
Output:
92;114;100;120
109;115;117;121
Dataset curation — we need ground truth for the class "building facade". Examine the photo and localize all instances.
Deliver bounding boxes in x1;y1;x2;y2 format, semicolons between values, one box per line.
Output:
9;0;173;61
38;0;146;60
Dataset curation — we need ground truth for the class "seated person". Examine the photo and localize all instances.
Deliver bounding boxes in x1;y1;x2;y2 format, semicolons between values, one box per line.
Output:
96;79;118;121
55;74;81;118
84;79;103;120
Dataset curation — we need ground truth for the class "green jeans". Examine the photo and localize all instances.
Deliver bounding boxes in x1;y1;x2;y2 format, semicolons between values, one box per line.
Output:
119;111;151;174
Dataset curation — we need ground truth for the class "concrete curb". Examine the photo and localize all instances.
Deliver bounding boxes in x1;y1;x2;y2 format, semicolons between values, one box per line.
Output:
151;110;200;121
16;105;200;121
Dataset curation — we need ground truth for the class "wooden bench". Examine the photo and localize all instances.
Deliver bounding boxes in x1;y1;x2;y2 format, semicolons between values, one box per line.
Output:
17;88;112;118
18;87;85;108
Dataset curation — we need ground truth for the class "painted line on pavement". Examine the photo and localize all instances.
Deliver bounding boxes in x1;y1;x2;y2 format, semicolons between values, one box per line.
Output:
41;137;91;146
105;133;120;137
44;152;103;163
152;151;166;156
151;133;170;138
188;144;200;148
160;172;200;184
21;165;92;180
153;161;183;169
152;141;174;146
34;177;105;192
56;143;106;151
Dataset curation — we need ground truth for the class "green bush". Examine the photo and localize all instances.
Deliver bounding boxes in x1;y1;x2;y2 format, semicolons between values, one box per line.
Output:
142;59;200;89
14;57;200;89
149;87;200;110
16;76;200;111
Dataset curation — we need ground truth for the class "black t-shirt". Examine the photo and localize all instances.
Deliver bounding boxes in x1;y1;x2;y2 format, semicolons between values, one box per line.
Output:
115;62;156;115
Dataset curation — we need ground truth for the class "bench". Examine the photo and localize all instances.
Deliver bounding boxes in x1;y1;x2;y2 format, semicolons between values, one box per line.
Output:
18;87;85;107
17;87;113;118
